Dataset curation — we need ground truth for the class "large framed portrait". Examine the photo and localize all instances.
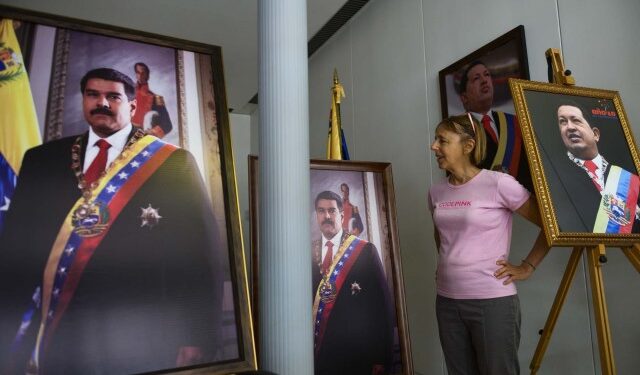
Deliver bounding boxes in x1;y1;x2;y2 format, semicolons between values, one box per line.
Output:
510;79;640;247
438;25;529;118
0;5;255;374
248;157;413;375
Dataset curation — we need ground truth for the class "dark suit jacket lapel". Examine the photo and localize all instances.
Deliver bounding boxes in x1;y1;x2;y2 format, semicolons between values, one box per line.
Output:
80;127;139;166
481;113;499;170
491;110;500;138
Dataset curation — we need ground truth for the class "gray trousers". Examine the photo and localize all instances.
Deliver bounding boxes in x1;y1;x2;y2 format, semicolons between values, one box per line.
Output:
436;294;521;375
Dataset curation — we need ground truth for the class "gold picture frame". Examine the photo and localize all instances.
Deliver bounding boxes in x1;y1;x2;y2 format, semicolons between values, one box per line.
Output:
510;78;640;246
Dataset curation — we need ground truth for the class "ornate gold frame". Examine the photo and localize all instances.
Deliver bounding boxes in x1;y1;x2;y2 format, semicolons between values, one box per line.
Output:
1;4;256;374
510;78;640;246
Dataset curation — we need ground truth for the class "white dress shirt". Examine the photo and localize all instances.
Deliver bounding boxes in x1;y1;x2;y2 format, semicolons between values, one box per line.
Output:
83;124;133;172
470;110;499;138
321;229;344;264
567;152;605;191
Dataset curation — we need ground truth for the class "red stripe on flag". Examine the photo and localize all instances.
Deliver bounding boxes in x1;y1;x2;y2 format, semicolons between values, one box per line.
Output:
509;116;522;177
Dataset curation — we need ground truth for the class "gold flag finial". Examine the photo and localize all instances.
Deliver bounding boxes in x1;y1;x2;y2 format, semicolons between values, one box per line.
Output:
331;68;345;105
327;69;347;160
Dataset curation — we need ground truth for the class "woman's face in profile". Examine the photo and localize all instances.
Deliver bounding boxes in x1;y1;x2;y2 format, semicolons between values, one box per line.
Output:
431;125;468;171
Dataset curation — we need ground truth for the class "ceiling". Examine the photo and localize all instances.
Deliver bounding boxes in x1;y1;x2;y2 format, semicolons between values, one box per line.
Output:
202;0;352;113
1;0;358;113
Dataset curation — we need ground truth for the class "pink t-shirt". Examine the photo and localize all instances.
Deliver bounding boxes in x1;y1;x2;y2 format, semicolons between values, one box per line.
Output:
428;169;530;299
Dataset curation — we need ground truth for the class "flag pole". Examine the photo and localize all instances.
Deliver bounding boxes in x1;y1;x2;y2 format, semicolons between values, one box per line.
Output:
327;69;348;160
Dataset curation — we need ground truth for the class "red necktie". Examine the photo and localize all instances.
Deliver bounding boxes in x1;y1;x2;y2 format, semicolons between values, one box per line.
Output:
482;114;498;143
583;159;602;191
84;139;111;184
321;242;334;276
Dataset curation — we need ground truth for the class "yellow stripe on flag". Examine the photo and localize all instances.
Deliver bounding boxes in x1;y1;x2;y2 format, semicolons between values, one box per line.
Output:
326;69;345;160
0;19;42;174
327;99;342;160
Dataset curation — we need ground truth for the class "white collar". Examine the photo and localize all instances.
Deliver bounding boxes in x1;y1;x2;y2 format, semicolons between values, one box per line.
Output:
567;152;604;168
469;110;494;122
322;229;344;249
87;123;132;152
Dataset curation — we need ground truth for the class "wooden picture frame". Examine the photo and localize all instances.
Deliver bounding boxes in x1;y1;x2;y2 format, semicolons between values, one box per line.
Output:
249;156;413;375
1;5;255;374
438;25;529;118
510;78;640;247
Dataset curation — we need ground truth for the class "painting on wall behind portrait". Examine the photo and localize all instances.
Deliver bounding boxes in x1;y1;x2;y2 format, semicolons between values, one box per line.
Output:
0;5;255;374
510;78;640;247
249;157;413;375
438;25;529;118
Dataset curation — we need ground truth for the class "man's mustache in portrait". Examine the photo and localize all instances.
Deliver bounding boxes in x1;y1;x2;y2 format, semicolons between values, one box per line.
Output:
91;107;115;116
322;219;334;226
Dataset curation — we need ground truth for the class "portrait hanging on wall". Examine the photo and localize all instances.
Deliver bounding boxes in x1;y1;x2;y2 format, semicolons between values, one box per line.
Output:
0;5;255;374
249;157;413;375
438;25;529;118
438;25;532;191
510;78;640;247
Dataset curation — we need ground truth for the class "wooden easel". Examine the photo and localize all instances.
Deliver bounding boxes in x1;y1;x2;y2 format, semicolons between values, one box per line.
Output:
530;49;640;375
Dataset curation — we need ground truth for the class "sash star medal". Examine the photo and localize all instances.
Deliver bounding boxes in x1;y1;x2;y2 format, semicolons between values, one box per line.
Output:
140;204;162;228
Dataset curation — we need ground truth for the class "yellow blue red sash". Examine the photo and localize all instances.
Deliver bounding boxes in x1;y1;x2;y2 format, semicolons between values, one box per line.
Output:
490;112;522;177
312;234;367;354
15;135;176;370
593;165;640;233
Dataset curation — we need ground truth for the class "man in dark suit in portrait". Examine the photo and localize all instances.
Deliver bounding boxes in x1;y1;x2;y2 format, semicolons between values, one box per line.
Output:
312;190;393;375
0;68;223;374
458;60;532;191
132;62;173;138
548;102;640;233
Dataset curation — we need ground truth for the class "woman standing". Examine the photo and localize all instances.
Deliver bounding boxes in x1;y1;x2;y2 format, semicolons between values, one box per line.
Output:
428;114;549;375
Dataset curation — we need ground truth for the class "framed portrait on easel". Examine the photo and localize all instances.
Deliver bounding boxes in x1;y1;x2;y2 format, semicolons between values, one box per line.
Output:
509;78;640;247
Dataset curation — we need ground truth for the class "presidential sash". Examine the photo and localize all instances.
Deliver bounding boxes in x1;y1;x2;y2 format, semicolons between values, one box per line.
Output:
490;112;522;177
593;165;640;233
13;135;177;371
312;234;368;354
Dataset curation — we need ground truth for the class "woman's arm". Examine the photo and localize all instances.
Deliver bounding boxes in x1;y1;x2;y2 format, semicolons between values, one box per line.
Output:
495;195;550;284
515;194;542;226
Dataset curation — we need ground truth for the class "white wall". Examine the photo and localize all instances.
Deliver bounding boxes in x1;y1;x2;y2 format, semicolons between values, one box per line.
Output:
304;0;640;374
229;112;252;264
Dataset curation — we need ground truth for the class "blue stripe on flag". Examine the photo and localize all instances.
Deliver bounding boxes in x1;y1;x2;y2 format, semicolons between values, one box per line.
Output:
606;169;632;233
0;152;17;233
340;129;350;160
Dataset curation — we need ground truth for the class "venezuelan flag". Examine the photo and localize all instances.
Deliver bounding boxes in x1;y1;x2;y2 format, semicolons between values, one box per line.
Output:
0;19;42;233
326;98;343;160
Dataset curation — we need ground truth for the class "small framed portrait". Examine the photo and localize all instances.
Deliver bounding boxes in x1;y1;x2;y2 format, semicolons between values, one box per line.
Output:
46;31;184;146
510;79;640;246
249;157;413;375
438;25;529;118
0;5;255;374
